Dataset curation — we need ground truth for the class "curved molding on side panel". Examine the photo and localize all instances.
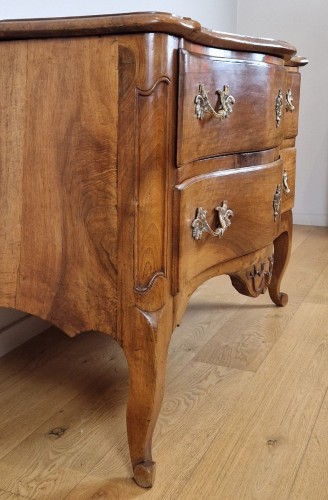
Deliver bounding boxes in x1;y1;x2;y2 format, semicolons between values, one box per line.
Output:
134;76;171;294
135;271;166;293
136;76;171;96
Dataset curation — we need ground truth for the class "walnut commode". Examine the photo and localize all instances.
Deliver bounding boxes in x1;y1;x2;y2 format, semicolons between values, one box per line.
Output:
0;12;307;488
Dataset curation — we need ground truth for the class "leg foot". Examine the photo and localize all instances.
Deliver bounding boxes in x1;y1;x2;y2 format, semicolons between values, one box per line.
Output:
271;290;289;307
133;460;156;488
268;210;292;307
123;305;171;488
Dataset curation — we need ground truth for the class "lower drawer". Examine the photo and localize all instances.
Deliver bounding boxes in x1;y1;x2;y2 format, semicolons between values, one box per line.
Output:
174;159;283;290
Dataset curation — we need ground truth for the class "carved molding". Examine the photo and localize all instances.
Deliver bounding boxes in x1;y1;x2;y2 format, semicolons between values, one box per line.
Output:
230;255;274;298
136;305;164;333
134;77;171;294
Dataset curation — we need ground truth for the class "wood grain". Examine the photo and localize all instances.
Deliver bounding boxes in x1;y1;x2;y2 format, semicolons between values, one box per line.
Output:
15;37;118;337
180;301;328;500
0;331;127;498
0;490;26;500
177;48;285;165
289;382;328;499
116;33;178;487
0;41;27;307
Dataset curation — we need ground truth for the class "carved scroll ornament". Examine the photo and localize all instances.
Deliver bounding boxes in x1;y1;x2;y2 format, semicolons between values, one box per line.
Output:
230;256;274;298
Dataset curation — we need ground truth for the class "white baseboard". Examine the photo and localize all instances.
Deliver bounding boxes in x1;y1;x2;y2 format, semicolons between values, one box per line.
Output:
293;212;328;227
0;315;50;358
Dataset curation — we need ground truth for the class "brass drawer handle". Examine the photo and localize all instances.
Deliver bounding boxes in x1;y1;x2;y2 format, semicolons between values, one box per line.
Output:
285;89;295;112
195;84;235;121
283;169;291;194
191;201;234;240
275;89;283;127
273;185;282;222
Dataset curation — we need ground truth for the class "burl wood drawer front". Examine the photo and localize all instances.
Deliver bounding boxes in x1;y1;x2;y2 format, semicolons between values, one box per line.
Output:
174;159;283;289
177;49;286;165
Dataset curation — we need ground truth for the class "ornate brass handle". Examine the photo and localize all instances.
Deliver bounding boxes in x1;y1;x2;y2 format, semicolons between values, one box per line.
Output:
273;185;282;222
275;89;283;127
285;89;295;112
195;84;235;121
283;169;291;194
191;201;234;240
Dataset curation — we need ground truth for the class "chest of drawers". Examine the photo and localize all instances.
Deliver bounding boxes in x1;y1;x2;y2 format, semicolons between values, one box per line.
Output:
0;12;307;488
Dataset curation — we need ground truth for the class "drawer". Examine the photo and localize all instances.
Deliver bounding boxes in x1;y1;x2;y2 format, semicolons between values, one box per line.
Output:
177;49;286;165
281;147;296;212
174;159;283;290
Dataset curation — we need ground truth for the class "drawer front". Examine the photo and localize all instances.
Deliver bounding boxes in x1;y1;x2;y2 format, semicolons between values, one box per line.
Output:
177;49;286;165
174;159;283;289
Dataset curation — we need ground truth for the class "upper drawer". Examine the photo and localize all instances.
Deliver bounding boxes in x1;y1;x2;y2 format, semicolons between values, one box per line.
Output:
177;49;286;165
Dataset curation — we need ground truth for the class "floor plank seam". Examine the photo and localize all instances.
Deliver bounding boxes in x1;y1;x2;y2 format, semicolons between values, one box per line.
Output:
287;382;328;498
191;358;257;374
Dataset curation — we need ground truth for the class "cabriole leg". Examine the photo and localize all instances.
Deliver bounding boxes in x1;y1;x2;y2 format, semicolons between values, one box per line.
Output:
269;210;293;307
122;306;170;488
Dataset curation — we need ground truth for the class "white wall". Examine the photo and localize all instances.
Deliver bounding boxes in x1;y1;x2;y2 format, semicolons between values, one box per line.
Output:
0;1;237;356
237;0;328;226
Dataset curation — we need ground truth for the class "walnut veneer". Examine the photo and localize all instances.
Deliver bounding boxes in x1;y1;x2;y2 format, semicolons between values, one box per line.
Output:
0;12;307;488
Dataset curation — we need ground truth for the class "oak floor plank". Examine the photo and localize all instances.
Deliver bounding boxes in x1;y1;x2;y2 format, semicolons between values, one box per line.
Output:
66;364;253;499
290;224;314;252
289;386;328;499
0;330;124;462
0;335;127;499
0;327;73;385
304;261;328;305
179;302;328;499
0;489;27;499
195;226;328;372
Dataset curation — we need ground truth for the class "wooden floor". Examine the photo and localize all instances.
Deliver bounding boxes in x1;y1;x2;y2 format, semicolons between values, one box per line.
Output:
0;224;327;499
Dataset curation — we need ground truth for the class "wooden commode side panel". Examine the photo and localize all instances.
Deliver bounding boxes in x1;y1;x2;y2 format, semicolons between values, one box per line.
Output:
12;37;119;337
174;160;283;290
177;49;286;165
